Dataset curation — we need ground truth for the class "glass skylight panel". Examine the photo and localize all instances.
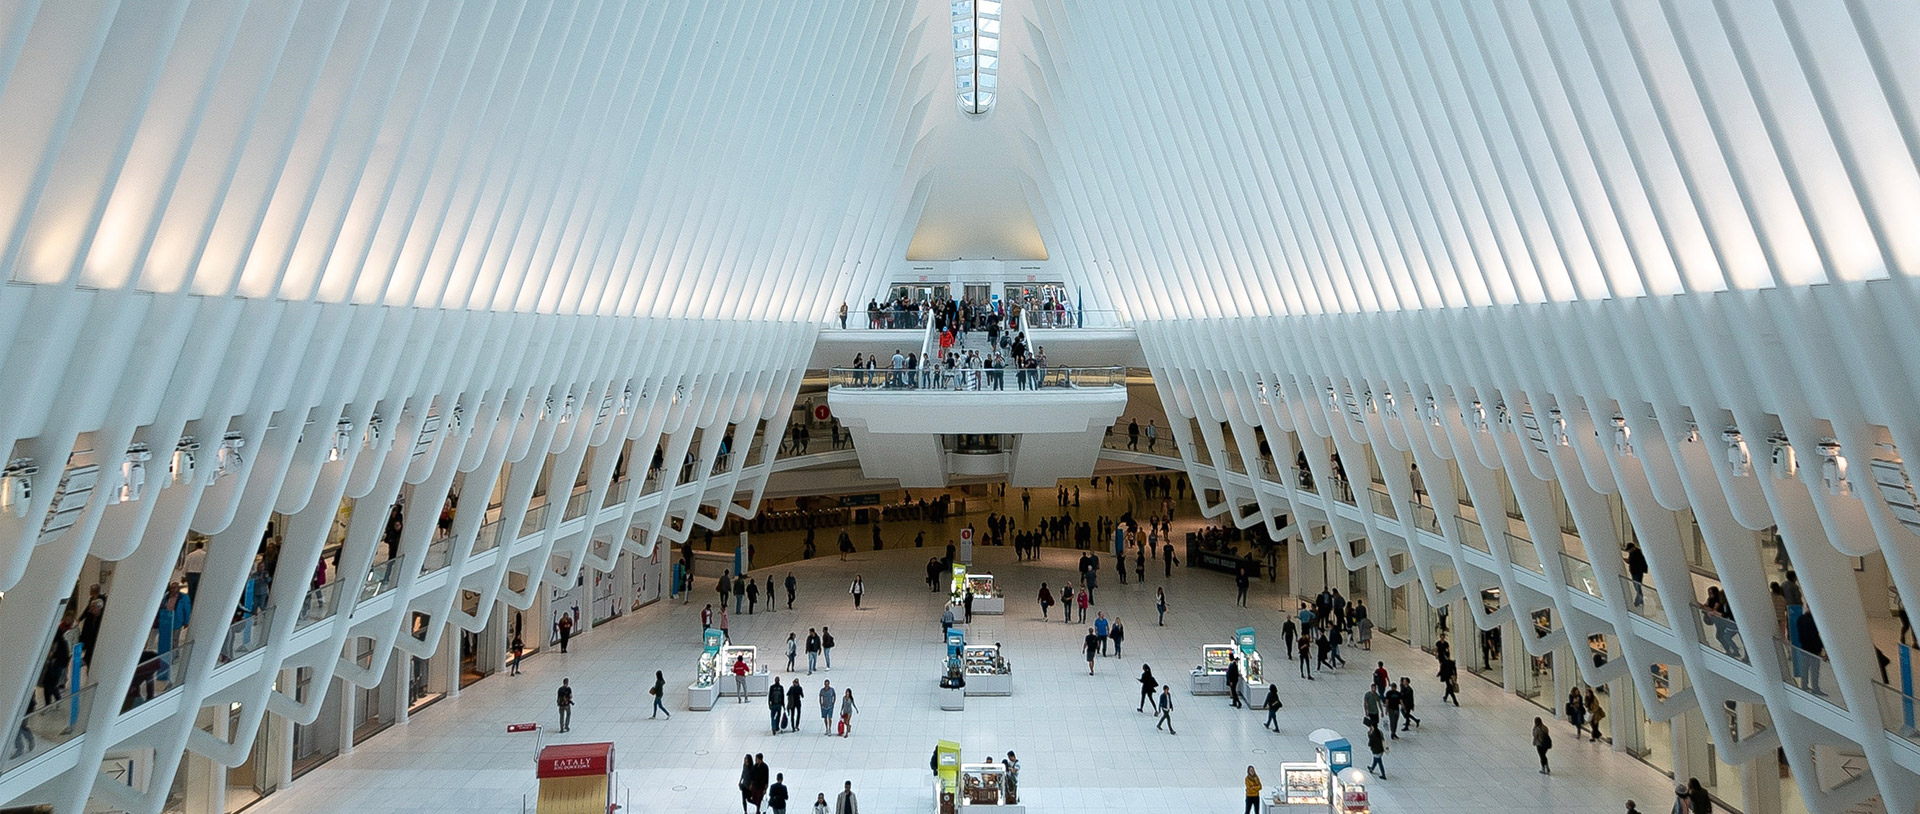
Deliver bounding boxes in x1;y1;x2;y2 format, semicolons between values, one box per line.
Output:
953;0;1000;114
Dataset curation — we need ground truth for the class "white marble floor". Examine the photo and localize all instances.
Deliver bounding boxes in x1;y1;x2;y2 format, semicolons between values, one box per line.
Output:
249;545;1679;814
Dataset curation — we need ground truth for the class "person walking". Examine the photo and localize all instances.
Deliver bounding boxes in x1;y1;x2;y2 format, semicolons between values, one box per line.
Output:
941;605;957;639
1298;634;1314;680
556;678;574;733
849;576;865;610
1076;586;1090;622
821;626;835;670
1363;686;1381;730
1226;654;1244;708
1533;717;1554;774
837;689;859;736
818;680;836;735
556;612;573;654
509;634;524;676
720;606;731;642
650;670;671;719
770;773;790;814
768;677;787;734
1235;567;1250;607
735;573;748;614
1094;613;1111;656
747;578;759;615
1262;684;1284;731
1383;683;1403;739
1137;665;1159;711
1060;584;1075;625
751;755;771;813
1157;588;1168;626
1399;677;1420;729
1110;616;1126;658
719;570;732;610
1038;583;1053;620
1084;628;1099;675
1155;684;1176;734
1244;766;1263;814
1686;778;1712;813
785;572;797;609
813;792;830;814
963;588;975;624
806;629;821;674
834;781;859;814
1365;722;1388;778
786;679;805;732
1002;752;1019;804
703;604;715;632
1586;688;1604;742
738;755;756;814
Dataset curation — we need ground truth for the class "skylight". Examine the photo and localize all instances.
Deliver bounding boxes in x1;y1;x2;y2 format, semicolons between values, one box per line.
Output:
953;0;1000;114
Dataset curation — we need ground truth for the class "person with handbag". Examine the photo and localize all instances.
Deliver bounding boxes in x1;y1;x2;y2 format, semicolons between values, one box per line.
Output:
1365;722;1388;778
1262;685;1284;731
650;670;670;719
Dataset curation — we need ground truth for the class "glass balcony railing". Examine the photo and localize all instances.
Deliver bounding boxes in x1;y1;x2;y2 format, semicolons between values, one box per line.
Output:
1561;554;1600;597
1408;501;1442;535
474;519;504;554
856;311;930;330
421;538;453;574
825;366;1124;391
1292;466;1317;494
1693;605;1751;664
602;477;631;509
1256;457;1280;482
360;558;404;603
1;683;96;773
1874;681;1920;748
296;580;343;630
123;643;192;713
640;470;664;495
1021;308;1126;329
518;502;550;539
1772;637;1844;709
1367;487;1396;520
1505;532;1544;574
1325;475;1356;505
1455;516;1491;554
219;608;273;663
562;485;591;521
1619;575;1666;625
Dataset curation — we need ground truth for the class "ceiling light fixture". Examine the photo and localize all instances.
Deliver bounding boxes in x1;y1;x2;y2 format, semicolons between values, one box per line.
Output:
2;458;38;517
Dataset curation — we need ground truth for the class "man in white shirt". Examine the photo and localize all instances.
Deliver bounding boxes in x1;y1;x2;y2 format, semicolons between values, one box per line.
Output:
182;544;207;600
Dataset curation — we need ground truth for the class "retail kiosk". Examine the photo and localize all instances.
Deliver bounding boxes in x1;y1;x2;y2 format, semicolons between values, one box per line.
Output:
1190;628;1267;702
688;629;724;710
962;573;1004;615
717;644;770;698
534;742;614;814
940;628;967;710
928;741;1025;814
1265;730;1363;813
962;643;1012;696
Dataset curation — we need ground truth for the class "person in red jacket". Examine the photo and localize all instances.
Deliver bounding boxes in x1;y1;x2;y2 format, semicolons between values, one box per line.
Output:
732;655;751;703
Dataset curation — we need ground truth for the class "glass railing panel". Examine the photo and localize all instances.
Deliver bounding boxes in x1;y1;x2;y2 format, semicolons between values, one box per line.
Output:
1505;532;1544;574
602;478;630;509
359;558;404;603
860;311;928;330
1772;637;1845;709
1;683;96;772
1256;457;1279;482
1292;466;1317;494
1874;682;1920;747
1367;488;1396;520
1561;555;1601;597
123;643;192;712
1408;501;1442;534
824;366;1125;391
519;502;549;538
1693;606;1751;664
474;519;503;554
640;471;664;495
295;580;343;630
219;608;274;663
562;486;590;521
1325;476;1356;505
421;538;452;574
1455;516;1491;554
1619;575;1666;625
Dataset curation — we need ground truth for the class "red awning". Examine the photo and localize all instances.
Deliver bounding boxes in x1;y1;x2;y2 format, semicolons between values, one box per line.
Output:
537;742;614;778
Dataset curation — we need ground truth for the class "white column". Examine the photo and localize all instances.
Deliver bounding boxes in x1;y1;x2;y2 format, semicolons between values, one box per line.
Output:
337;676;357;757
184;706;227;814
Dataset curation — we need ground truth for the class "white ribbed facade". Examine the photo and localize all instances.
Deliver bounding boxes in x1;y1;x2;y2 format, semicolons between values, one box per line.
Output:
2;1;1919;812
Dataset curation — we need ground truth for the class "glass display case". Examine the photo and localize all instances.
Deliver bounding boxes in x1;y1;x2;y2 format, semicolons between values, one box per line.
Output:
719;644;758;675
1243;650;1263;684
1279;762;1331;806
965;574;1001;598
959;763;1008;806
1201;644;1236;674
962;644;1012;696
